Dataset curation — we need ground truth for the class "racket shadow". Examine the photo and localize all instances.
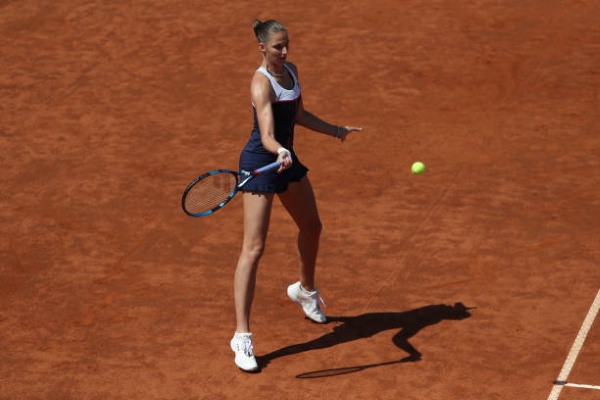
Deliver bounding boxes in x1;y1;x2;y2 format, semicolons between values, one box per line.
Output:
257;302;474;375
295;358;411;379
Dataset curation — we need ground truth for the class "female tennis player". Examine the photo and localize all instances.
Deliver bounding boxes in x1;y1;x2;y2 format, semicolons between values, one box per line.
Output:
230;19;362;372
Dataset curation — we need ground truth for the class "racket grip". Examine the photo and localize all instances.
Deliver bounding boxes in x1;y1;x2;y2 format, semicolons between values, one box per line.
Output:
254;161;281;175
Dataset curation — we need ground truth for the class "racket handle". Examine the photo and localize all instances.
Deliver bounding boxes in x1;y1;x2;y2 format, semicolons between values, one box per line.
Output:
254;161;281;175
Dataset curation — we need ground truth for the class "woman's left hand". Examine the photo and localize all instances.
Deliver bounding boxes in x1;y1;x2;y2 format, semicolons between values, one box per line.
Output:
336;126;363;142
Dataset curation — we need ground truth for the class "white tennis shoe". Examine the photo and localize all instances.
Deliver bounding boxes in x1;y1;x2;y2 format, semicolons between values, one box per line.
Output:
230;332;258;372
287;281;327;323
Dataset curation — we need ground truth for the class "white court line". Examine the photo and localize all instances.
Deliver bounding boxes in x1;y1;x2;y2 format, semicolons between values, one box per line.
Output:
564;383;600;390
547;289;600;400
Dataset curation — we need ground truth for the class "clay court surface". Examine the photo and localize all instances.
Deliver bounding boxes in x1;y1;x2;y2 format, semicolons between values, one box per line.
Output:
2;1;599;399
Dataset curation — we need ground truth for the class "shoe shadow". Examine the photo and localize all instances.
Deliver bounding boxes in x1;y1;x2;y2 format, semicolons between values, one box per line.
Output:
257;302;474;375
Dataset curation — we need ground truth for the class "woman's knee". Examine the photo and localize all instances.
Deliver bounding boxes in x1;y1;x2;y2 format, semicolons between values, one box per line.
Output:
302;218;323;237
242;241;266;261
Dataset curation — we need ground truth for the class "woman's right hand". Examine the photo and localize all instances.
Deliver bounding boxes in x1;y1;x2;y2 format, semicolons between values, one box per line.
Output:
277;147;293;172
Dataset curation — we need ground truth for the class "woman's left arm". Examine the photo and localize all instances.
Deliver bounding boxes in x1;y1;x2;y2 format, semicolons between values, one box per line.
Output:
296;103;362;142
289;63;362;141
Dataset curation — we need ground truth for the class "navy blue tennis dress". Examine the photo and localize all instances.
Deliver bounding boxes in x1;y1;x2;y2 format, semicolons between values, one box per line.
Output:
239;64;309;193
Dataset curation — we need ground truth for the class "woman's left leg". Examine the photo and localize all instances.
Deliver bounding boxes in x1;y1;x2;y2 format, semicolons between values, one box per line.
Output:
278;176;322;291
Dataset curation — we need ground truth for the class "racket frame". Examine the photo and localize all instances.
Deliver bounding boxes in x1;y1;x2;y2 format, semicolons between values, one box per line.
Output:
182;160;281;217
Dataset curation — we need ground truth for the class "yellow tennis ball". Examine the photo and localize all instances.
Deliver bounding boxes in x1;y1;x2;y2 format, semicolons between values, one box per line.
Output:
411;161;425;175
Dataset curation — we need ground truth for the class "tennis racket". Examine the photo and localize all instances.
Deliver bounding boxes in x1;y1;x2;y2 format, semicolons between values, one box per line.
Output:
181;160;281;217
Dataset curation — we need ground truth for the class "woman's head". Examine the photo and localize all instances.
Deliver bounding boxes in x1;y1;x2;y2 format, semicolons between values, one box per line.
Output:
252;19;287;44
254;19;290;65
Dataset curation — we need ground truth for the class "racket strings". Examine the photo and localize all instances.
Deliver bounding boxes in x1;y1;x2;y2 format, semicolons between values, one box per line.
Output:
183;172;238;214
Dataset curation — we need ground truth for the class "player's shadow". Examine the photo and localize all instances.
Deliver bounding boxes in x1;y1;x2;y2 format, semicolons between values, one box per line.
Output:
257;302;474;375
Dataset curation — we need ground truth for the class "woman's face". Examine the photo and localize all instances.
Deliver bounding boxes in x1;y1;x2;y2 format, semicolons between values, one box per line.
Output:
261;30;289;66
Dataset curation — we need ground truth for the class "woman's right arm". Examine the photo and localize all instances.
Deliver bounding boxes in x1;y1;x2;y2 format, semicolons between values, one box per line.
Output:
250;73;292;170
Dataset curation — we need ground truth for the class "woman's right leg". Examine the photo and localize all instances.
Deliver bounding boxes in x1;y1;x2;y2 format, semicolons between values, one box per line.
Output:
234;191;274;333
